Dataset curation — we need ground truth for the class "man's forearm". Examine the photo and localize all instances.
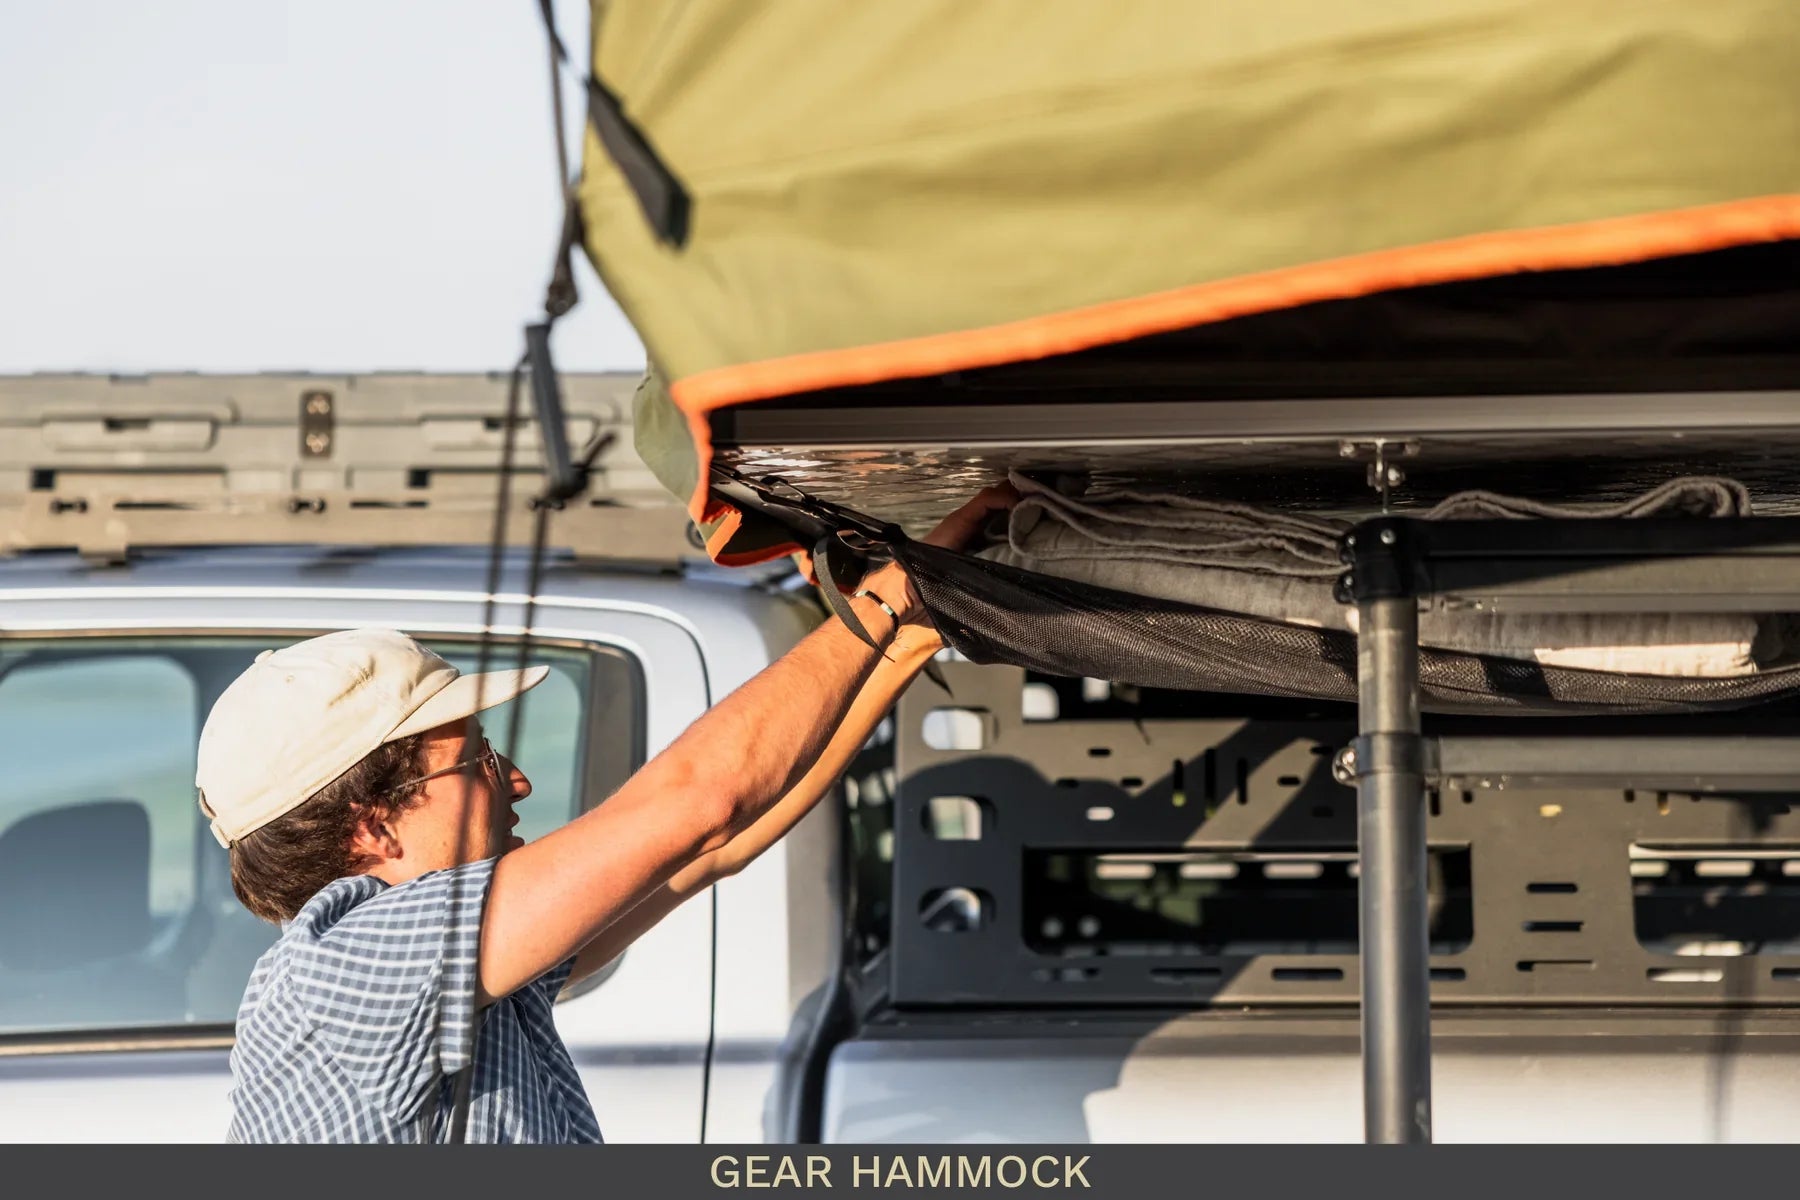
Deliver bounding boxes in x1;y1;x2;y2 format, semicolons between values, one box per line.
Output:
684;599;895;837
695;621;942;879
564;623;945;985
478;589;899;1001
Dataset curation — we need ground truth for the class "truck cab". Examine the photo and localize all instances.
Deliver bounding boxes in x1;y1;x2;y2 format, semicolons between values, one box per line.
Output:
7;372;1800;1143
0;373;833;1142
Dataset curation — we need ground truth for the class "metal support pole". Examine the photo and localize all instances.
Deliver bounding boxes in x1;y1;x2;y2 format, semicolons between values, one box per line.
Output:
1356;596;1431;1144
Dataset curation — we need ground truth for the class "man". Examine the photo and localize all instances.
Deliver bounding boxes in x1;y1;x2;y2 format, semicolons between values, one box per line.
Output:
195;486;1013;1143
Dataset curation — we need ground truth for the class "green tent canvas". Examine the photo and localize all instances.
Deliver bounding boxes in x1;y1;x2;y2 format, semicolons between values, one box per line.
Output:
575;0;1800;561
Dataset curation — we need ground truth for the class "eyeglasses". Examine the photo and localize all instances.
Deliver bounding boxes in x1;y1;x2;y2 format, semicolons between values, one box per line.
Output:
385;738;505;796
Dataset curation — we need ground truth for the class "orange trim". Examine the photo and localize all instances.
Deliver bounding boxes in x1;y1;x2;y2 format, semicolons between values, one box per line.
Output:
790;544;817;585
713;544;797;569
674;194;1800;560
697;497;814;568
700;507;743;558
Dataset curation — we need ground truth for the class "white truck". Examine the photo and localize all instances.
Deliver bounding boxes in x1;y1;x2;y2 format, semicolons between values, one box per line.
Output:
2;373;1797;1142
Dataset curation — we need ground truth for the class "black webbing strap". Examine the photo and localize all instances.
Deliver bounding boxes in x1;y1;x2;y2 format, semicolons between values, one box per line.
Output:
536;0;690;248
543;193;584;321
444;3;595;1146
814;533;881;651
811;530;955;697
448;356;526;1147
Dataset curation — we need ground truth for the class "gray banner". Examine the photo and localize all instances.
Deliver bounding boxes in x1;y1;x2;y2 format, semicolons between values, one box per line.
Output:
34;1144;1747;1200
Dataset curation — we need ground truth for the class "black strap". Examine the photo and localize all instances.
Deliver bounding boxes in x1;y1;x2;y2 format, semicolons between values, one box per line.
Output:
456;363;523;1144
446;1065;475;1144
921;656;954;698
585;74;691;247
419;1072;444;1140
813;530;957;697
419;1063;471;1144
536;0;690;248
536;0;585;317
533;0;576;84
814;534;882;650
437;0;608;1151
543;190;584;321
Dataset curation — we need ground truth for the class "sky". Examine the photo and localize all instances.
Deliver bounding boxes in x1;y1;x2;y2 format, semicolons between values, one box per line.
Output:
0;1;647;374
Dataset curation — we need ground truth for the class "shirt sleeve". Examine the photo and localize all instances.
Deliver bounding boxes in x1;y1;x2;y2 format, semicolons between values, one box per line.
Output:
534;956;579;999
283;858;497;1120
496;954;577;1034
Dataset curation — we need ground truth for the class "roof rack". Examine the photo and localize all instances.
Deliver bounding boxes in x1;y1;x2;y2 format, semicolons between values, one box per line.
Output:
0;371;696;562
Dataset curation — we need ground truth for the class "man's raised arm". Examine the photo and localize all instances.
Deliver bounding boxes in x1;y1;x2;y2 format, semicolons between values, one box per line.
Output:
474;485;1015;1003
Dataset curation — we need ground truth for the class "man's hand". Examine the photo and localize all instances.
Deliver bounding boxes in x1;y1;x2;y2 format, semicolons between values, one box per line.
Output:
921;482;1020;551
857;482;1019;627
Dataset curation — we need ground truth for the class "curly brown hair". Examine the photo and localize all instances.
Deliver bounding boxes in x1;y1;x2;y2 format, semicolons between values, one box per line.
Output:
229;733;431;923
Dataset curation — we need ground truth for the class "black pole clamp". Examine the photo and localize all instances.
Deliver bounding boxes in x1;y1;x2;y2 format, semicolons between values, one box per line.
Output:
1337;518;1427;605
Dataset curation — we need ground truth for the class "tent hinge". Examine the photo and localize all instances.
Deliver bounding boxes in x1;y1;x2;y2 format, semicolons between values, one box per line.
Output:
1338;439;1421;513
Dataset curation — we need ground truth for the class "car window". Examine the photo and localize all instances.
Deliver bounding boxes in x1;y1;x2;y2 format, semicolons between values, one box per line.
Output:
0;634;640;1040
438;649;587;848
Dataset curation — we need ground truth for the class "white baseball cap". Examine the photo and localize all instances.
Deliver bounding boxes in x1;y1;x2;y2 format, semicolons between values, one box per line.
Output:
195;628;548;848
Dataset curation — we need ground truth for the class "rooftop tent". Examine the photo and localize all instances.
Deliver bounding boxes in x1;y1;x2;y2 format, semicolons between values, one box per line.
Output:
576;0;1800;560
570;1;1800;1147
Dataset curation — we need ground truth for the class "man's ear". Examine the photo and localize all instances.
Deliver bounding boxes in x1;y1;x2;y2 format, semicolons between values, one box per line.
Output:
349;807;403;864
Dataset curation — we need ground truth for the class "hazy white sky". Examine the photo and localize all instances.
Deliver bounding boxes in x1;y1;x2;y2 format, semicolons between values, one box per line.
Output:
0;1;646;373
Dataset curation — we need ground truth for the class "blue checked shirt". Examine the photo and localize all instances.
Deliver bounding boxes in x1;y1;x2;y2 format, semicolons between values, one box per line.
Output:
227;858;603;1143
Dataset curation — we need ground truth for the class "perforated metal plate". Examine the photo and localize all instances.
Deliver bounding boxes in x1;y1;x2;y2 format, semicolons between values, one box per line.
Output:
887;660;1800;1009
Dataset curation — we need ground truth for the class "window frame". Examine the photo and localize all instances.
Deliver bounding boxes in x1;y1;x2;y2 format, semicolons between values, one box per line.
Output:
0;627;646;1054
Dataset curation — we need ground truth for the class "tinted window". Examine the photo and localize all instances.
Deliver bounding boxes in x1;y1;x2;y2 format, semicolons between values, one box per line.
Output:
0;635;639;1038
439;648;601;848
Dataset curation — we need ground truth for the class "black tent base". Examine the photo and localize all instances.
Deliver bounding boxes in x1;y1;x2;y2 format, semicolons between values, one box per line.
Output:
713;241;1800;542
1340;513;1800;1143
716;437;1800;1143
